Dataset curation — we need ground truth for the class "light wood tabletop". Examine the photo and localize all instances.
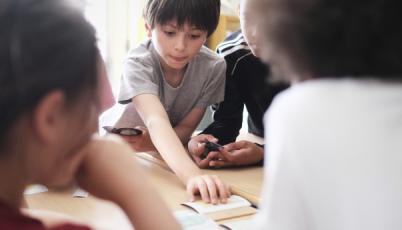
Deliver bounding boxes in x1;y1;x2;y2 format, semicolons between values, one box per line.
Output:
26;189;132;229
137;151;263;206
137;132;264;206
25;132;264;229
25;156;189;230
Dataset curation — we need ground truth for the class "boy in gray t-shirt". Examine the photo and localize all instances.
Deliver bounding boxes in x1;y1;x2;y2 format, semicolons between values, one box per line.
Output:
116;39;225;128
102;0;231;205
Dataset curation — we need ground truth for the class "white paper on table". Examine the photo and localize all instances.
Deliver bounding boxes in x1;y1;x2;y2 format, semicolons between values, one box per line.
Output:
24;185;48;195
72;188;89;198
182;195;251;214
174;210;220;230
220;219;254;230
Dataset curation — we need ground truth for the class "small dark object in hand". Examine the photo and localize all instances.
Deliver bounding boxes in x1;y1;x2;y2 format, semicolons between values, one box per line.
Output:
200;141;223;159
103;126;143;136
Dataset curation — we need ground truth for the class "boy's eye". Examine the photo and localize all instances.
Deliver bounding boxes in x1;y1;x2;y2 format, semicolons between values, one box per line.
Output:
190;34;201;39
164;31;175;36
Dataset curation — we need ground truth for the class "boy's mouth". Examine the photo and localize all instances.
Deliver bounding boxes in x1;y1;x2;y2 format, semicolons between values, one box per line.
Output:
170;55;188;62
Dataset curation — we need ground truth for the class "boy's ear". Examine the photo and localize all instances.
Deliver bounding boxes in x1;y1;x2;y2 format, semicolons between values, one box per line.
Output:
32;90;66;144
145;21;152;38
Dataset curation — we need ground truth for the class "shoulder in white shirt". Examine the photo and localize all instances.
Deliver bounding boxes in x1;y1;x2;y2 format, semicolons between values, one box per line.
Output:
255;78;402;230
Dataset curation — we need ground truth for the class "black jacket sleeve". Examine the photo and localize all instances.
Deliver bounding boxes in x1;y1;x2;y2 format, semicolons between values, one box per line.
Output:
201;74;244;144
201;52;245;145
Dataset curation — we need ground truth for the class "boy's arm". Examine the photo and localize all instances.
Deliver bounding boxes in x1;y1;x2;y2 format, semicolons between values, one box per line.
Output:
133;94;200;182
174;107;206;144
132;93;230;203
117;107;204;153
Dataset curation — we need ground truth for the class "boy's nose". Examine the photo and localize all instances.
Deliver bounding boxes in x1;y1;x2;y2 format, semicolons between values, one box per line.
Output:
174;36;186;52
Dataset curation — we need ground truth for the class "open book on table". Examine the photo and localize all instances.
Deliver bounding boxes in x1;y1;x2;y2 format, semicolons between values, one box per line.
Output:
220;219;254;230
174;210;220;230
181;195;257;222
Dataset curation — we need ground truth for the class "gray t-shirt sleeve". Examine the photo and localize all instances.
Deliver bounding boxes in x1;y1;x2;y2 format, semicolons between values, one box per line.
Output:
195;58;226;108
118;57;159;104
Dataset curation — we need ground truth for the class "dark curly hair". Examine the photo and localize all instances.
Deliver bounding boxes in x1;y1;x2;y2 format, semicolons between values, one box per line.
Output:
261;0;402;80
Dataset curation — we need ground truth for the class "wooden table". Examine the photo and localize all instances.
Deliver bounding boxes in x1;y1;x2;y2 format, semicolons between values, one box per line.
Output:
26;189;132;229
137;151;263;207
26;133;264;229
137;132;264;206
25;157;191;229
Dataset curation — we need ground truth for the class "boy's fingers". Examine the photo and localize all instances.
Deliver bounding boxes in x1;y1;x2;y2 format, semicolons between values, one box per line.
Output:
186;182;197;202
205;135;219;143
209;160;233;168
198;158;212;169
217;148;235;162
193;143;206;156
206;151;221;160
224;141;249;151
196;134;218;146
193;153;216;169
212;175;228;203
203;176;219;204
227;184;232;196
189;134;218;156
192;155;201;165
223;142;240;152
196;179;210;203
197;134;211;142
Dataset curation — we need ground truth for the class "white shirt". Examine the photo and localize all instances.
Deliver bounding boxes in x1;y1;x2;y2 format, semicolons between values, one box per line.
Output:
255;79;402;230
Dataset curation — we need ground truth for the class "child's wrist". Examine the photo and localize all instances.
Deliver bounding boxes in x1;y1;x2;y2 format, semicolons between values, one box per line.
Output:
183;170;202;184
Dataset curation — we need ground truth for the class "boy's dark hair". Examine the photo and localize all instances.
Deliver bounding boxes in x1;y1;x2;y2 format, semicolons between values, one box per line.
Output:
144;0;221;37
262;0;402;80
0;0;98;146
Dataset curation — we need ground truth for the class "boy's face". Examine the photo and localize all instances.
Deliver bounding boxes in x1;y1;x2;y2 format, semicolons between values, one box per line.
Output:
147;21;208;71
239;0;263;57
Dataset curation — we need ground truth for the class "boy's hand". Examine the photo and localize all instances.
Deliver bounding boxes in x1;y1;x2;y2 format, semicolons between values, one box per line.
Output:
75;135;138;205
186;174;231;204
208;141;264;168
120;126;157;152
75;135;182;230
188;134;219;168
